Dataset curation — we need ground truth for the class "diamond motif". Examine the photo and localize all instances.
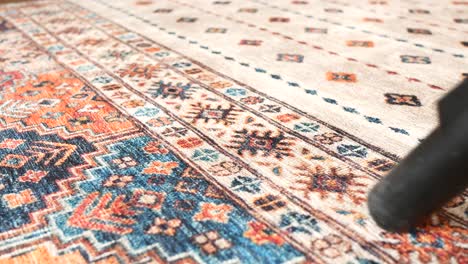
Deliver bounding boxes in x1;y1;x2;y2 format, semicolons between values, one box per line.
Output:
277;54;304;63
385;93;422;107
18;170;48;183
131;189;165;210
206;28;227;33
400;55;431;64
305;27;327;33
0;154;29;168
239;40;262;46
292;165;367;204
326;72;357;82
0;139;25;149
407;28;432;35
228;129;295;159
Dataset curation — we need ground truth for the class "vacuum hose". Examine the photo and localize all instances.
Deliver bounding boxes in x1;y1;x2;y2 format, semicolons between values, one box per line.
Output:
368;79;468;232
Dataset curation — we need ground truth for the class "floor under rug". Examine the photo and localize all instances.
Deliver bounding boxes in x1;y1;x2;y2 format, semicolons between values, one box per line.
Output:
0;0;466;263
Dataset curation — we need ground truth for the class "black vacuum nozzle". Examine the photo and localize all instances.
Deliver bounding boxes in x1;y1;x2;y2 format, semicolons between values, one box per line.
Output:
368;78;468;232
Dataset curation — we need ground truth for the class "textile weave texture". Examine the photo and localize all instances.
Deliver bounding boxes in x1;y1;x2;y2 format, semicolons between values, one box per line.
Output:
0;0;467;263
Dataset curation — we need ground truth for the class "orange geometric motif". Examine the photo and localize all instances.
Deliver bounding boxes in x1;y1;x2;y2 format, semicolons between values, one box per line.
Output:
244;221;285;246
2;246;88;264
193;202;233;223
380;215;468;263
0;138;25;149
0;71;135;135
18;170;49;183
146;217;182;236
68;192;141;235
142;161;179;175
3;189;37;209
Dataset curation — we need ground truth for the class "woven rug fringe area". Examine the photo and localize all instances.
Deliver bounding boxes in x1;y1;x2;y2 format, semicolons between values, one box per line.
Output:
0;0;466;263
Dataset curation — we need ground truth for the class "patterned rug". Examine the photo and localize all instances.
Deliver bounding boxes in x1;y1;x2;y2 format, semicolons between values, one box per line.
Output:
0;0;467;263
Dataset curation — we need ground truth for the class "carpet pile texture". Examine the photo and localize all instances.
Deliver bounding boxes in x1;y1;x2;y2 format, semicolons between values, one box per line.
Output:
0;0;467;263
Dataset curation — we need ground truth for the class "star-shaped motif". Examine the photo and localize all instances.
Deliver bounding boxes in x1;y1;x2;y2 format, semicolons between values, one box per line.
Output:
193;202;233;223
142;161;179;175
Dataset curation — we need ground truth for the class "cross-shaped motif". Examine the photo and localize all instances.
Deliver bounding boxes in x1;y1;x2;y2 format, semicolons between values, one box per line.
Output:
192;231;232;254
